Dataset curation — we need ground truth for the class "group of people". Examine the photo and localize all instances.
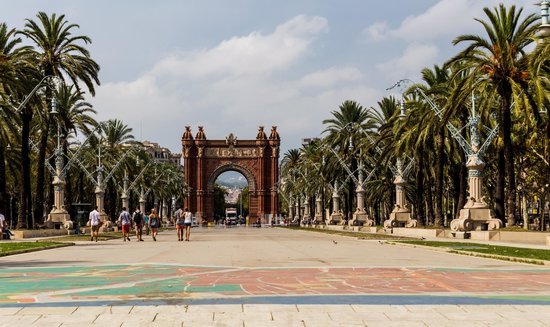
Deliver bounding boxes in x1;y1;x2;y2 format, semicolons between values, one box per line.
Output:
88;205;192;242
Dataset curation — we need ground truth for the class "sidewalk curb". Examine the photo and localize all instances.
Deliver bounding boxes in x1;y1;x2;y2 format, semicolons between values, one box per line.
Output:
387;241;550;266
0;242;74;257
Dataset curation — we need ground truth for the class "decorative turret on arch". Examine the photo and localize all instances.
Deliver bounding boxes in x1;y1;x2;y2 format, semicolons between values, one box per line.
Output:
181;126;280;225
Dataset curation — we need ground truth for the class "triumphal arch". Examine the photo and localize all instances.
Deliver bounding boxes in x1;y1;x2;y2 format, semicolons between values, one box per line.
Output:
181;126;280;225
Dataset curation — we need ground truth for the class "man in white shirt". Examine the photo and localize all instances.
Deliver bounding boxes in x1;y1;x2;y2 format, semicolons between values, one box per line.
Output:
89;206;101;242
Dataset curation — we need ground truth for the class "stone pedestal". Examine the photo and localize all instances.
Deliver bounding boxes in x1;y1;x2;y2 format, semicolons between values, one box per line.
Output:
451;202;502;232
349;211;374;226
327;190;343;225
95;185;112;231
46;212;73;230
450;154;502;232
46;170;73;229
383;169;416;228
384;205;417;228
314;196;323;224
349;168;374;226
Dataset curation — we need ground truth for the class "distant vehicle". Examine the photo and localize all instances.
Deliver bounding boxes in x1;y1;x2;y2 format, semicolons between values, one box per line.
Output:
225;208;238;225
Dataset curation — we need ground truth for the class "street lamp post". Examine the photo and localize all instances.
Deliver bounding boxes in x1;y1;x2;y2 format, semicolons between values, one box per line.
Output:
328;180;344;225
383;96;417;229
120;171;129;210
396;78;501;233
45;96;73;230
449;95;502;233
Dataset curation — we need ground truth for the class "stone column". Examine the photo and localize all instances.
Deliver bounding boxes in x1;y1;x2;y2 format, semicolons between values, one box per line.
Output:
384;159;416;228
95;168;111;229
121;172;129;210
314;194;323;224
450;112;501;233
139;189;146;214
121;191;129;213
162;200;169;224
303;196;310;225
47;152;72;229
288;196;294;222
350;165;373;226
328;181;343;225
294;199;300;221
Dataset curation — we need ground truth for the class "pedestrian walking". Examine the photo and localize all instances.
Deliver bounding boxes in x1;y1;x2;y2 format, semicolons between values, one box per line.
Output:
132;207;144;241
88;206;101;242
118;207;132;242
0;212;6;240
149;209;160;241
144;213;150;235
175;205;184;241
183;207;192;241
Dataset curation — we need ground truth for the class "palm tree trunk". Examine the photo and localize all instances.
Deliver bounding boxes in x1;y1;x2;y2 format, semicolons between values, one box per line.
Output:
434;129;445;226
427;179;435;225
501;94;516;226
495;148;505;221
78;170;85;203
63;142;73;218
33;115;51;225
415;151;425;226
18;112;32;229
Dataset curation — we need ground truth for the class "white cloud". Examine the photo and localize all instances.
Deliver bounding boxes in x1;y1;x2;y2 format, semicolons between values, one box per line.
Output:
364;22;390;42
92;15;376;153
297;66;362;90
376;43;439;80
151;15;328;78
363;0;518;43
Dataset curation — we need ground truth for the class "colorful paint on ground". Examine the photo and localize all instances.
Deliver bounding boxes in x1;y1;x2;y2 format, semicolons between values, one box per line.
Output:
1;264;550;305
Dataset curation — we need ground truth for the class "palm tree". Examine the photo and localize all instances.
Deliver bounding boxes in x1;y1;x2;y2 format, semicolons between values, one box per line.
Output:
413;65;452;226
18;11;100;226
53;84;97;217
99;119;134;219
280;148;302;218
0;22;28;220
0;22;38;229
448;4;539;226
323;100;371;220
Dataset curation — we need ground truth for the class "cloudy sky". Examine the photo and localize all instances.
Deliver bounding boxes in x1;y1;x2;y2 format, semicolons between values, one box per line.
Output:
4;0;527;155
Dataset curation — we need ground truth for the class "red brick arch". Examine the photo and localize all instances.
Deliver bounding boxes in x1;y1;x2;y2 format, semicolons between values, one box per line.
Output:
182;126;280;224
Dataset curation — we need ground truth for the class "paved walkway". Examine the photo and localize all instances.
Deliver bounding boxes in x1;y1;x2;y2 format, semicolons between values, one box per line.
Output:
1;227;549;326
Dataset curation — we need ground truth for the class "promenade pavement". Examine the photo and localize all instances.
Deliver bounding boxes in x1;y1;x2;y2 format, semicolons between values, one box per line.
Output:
0;226;549;326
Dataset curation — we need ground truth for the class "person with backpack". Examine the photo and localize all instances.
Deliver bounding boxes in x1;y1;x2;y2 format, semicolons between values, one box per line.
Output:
148;208;160;241
118;207;132;242
175;204;185;241
132;207;144;241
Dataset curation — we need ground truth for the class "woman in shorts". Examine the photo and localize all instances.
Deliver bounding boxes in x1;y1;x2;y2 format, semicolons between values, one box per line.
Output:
183;208;192;241
175;205;185;241
148;209;160;241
